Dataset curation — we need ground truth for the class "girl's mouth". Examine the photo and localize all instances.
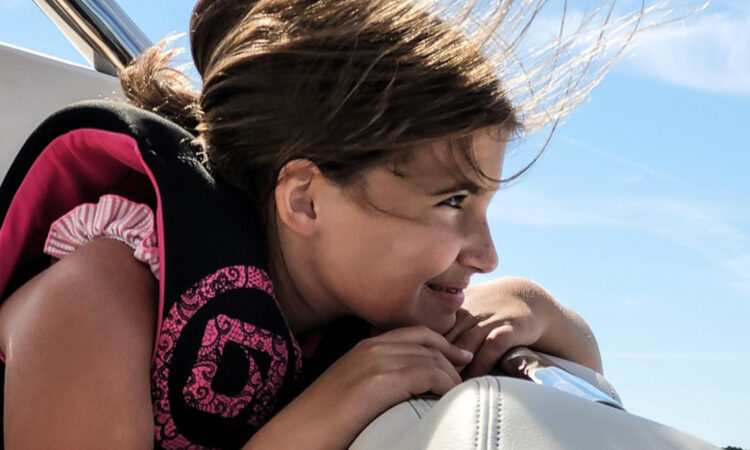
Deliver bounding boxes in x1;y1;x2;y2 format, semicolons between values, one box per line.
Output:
427;283;462;294
427;283;465;309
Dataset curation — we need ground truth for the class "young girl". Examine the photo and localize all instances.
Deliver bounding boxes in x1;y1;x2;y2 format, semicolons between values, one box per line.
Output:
0;0;645;448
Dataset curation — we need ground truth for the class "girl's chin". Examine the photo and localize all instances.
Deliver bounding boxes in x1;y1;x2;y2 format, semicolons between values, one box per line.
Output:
419;312;458;335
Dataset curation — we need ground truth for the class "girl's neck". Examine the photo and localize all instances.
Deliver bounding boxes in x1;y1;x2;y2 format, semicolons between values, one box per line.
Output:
266;218;337;337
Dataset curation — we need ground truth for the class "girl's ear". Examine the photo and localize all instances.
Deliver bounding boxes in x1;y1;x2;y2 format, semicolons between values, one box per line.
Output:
274;159;320;238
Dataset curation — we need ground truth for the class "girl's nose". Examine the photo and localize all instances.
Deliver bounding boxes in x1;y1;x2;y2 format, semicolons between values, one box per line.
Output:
458;218;498;274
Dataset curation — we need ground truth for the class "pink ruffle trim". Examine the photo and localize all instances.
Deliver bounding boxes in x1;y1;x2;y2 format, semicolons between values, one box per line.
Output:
44;194;160;279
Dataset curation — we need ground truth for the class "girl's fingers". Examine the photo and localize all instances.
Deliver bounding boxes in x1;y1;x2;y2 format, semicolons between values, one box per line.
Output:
450;323;491;374
463;324;517;379
366;345;464;386
373;326;473;365
354;339;465;391
378;351;462;395
398;365;457;396
451;322;490;359
443;308;479;344
392;352;463;387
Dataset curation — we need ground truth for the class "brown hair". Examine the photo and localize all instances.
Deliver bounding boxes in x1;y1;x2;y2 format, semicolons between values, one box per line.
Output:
120;0;657;218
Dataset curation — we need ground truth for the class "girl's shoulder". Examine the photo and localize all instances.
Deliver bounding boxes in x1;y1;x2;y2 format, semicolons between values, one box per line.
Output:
0;237;157;447
0;237;158;356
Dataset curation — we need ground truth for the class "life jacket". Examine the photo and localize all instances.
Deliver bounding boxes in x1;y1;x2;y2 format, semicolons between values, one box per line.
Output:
0;100;367;449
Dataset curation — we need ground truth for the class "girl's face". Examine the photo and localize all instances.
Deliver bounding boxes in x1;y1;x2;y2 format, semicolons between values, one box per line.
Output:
306;128;504;334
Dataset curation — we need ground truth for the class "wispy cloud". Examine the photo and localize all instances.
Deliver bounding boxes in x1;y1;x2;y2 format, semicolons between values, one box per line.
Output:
620;2;750;96
490;187;750;297
613;197;750;256
489;188;615;227
604;351;750;362
0;0;23;10
558;135;682;183
723;253;750;297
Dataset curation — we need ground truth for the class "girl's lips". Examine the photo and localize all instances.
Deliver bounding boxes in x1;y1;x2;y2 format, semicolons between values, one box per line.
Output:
427;283;465;309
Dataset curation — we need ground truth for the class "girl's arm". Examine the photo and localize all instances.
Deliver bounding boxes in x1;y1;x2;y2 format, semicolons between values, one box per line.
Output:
245;326;473;450
0;238;156;448
249;278;599;449
446;276;602;378
249;277;601;449
0;239;470;450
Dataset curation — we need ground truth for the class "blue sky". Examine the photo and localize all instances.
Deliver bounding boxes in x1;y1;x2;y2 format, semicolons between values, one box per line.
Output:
1;0;748;447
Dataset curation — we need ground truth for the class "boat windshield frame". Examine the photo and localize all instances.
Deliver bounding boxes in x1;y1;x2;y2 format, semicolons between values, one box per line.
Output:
32;0;151;76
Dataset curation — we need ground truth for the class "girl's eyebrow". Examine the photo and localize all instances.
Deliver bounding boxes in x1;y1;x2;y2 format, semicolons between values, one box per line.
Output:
431;181;496;196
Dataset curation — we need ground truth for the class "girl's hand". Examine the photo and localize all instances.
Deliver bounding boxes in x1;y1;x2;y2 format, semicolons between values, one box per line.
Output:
246;325;473;449
444;277;602;379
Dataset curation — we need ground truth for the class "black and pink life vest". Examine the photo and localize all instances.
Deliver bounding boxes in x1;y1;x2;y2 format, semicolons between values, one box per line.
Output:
0;100;367;449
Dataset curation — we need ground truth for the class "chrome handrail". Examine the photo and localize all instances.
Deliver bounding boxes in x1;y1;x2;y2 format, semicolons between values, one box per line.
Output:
33;0;152;76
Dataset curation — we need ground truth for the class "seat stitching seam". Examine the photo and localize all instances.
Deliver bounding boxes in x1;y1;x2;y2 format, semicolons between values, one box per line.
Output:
495;377;502;450
407;399;423;419
474;379;480;450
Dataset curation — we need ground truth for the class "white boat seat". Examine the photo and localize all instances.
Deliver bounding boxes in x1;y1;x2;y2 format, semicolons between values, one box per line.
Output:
350;353;718;450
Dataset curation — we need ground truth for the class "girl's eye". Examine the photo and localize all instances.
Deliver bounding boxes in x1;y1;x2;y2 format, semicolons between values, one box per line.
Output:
440;195;467;209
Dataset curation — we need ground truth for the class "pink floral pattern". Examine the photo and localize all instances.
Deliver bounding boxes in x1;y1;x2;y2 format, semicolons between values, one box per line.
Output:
151;265;302;449
181;314;288;422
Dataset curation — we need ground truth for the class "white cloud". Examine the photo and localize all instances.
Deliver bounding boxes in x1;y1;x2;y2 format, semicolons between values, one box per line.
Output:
619;3;750;96
723;253;750;297
558;135;682;183
613;197;750;257
489;188;615;227
604;351;750;361
490;187;750;297
0;0;23;9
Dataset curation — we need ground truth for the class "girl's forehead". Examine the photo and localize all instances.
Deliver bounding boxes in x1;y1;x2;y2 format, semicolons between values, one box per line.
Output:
357;135;504;215
389;133;505;192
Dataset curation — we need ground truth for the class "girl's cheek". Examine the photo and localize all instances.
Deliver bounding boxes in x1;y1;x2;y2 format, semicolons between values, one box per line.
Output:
425;234;464;268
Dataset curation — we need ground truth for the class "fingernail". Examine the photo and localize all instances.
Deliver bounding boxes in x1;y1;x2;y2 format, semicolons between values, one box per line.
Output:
460;349;474;360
